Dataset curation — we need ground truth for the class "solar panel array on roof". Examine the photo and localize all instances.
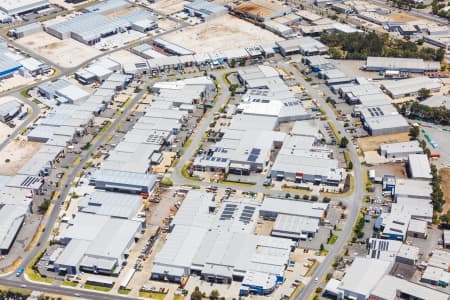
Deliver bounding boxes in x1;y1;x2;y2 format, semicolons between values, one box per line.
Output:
239;205;256;224
367;107;385;117
21;176;41;187
220;203;237;221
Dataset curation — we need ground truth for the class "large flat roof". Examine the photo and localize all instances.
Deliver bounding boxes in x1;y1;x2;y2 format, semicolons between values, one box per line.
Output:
78;191;142;219
395;179;432;198
260;197;327;219
381;77;441;98
380;140;422;155
338;257;391;297
408;154;432;179
371;275;449;300
0;0;48;15
366;56;440;72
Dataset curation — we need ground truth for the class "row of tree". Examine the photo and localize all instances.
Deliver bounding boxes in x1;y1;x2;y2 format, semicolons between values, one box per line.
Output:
431;165;445;213
401;101;450;125
321;32;446;61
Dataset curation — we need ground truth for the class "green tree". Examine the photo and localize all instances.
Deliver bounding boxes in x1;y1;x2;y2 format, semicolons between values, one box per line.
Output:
229;58;236;68
440;210;450;225
409;126;420;140
418;88;431;100
191;287;203;300
348;161;353;170
209;290;220;300
340;136;349;148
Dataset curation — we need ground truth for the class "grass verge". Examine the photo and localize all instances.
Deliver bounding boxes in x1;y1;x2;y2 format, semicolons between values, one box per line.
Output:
327;121;341;142
20;89;31;98
181;164;202;181
62;280;77;287
26;251;54;284
139;291;166;300
327;234;338;245
84;284;112;292
118;288;131;295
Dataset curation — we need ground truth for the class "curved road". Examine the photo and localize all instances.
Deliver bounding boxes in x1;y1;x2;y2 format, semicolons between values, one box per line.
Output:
278;63;364;299
170;61;364;299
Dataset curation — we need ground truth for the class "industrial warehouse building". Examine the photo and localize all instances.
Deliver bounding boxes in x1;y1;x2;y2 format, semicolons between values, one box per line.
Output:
233;0;292;22
276;37;328;56
355;103;410;136
83;0;131;15
0;100;21;123
8;22;42;39
77;191;142;219
54;213;142;275
75;57;121;85
381;77;441;99
0;183;31;254
151;191;295;295
270;133;343;185
407;154;432;180
373;275;449;300
0;46;23;79
379;140;423;160
271;214;320;240
365;56;441;73
45;9;157;45
337;258;392;300
0;0;49;16
259;197;328;221
184;0;227;20
38;80;90;104
89;169;158;194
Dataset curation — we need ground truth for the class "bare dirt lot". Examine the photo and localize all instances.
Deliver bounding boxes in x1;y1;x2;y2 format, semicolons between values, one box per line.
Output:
16;31;101;68
357;132;410;152
0;140;43;175
107;50;144;65
389;12;421;23
371;162;408;179
150;0;187;15
439;168;450;212
162;14;284;53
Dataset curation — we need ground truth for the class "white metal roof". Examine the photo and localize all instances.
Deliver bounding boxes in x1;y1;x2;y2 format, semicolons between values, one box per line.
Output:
371;275;449;300
260;197;327;219
338;257;392;297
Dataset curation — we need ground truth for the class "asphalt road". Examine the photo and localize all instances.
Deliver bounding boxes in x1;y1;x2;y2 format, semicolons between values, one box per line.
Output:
0;86;148;300
171;68;231;185
279;63;364;299
0;277;131;300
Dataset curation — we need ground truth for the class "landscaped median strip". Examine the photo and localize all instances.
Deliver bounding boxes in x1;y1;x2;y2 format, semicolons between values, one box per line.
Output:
25;250;54;284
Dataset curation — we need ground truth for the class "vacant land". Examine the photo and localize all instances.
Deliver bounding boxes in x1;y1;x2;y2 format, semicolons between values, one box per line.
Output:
16;31;101;68
389;12;421;23
440;168;450;212
357;132;410;152
162;15;283;53
150;0;187;15
371;162;408;179
0;141;43;175
107;50;144;66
